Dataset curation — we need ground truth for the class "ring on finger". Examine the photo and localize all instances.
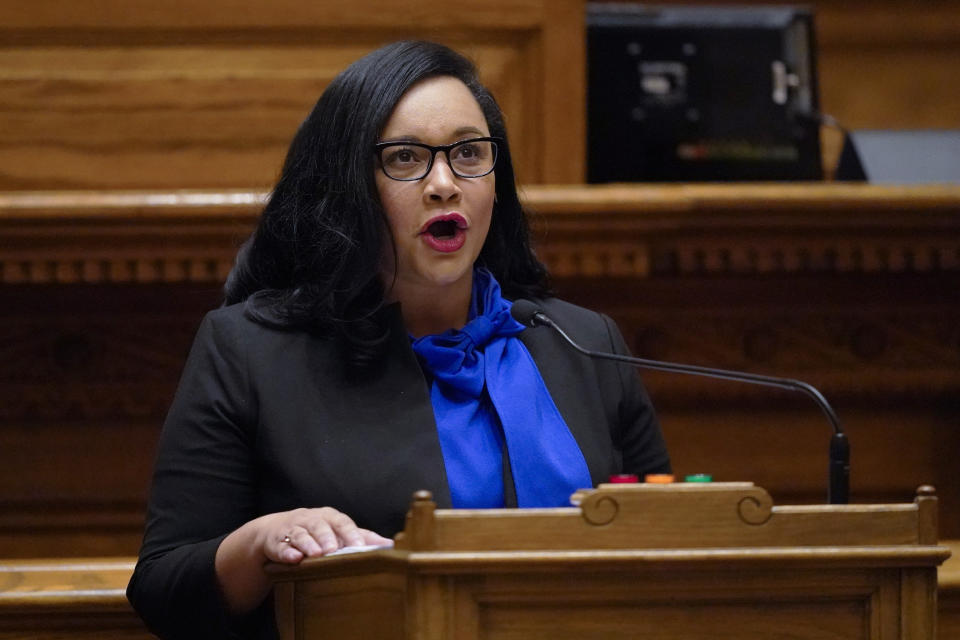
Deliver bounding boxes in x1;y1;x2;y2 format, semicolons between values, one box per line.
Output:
281;535;292;544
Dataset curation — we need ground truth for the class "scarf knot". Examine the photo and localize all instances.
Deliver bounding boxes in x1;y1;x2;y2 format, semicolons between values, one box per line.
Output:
413;271;523;399
411;269;592;509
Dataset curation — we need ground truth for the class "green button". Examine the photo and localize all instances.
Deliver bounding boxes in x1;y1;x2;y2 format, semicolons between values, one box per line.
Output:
684;474;713;482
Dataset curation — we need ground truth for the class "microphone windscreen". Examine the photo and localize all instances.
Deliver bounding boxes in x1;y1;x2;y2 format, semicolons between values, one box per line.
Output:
510;299;543;327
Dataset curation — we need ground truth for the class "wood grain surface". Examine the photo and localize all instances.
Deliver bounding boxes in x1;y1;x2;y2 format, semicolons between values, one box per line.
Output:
0;0;584;189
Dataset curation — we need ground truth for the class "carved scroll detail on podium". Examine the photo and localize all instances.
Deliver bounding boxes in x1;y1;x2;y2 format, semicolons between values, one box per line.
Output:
580;493;620;526
738;493;774;525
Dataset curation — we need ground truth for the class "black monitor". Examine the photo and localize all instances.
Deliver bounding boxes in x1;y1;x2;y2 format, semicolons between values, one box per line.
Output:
587;3;822;182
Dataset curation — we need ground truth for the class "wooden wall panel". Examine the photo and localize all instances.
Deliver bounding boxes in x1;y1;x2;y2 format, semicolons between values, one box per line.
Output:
3;0;958;190
1;0;959;563
0;283;218;556
562;273;960;530
0;0;585;190
1;185;959;557
815;2;960;128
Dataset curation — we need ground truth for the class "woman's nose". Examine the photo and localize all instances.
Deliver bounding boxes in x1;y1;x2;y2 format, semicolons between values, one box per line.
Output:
423;153;462;202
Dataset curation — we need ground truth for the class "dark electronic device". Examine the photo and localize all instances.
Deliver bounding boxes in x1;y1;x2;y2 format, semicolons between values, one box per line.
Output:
587;3;822;182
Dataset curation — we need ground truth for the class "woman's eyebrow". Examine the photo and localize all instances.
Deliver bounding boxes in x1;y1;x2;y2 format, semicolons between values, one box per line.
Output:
379;135;421;143
453;126;486;137
380;127;487;144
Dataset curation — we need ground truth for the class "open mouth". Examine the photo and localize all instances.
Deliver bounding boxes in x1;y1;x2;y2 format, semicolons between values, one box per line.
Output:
419;214;468;253
426;219;458;239
420;213;467;237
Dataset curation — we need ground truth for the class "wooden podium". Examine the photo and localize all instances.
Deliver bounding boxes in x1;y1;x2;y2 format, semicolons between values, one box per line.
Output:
271;483;950;639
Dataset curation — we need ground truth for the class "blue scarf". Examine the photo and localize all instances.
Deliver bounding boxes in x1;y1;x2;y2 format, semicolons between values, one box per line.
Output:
411;269;591;508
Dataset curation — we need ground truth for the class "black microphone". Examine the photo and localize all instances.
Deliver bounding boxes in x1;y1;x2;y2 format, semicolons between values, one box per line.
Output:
510;299;850;504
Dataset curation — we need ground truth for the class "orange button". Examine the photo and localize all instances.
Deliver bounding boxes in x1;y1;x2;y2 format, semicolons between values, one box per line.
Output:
644;474;675;484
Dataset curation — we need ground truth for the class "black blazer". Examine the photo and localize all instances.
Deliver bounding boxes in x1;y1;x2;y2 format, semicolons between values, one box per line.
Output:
127;297;670;639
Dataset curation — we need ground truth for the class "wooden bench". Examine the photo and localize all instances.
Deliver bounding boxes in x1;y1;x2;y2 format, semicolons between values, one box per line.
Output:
0;558;148;639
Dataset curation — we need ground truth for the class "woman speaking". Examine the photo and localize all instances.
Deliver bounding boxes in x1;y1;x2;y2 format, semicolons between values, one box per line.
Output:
127;40;670;639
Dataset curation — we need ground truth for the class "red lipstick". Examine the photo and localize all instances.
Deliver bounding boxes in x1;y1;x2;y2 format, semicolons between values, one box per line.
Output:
419;213;468;253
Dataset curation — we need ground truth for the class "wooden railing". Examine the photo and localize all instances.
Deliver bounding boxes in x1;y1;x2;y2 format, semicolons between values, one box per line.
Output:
3;183;959;283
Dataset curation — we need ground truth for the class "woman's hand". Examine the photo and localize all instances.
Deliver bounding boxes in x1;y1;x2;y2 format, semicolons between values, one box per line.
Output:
259;507;393;564
215;507;392;614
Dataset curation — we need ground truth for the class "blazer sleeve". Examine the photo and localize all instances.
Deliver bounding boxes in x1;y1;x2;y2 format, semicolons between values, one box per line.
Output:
127;310;266;639
600;313;672;476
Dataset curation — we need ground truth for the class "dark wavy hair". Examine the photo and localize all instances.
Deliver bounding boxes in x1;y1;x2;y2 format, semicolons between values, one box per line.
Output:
224;41;550;370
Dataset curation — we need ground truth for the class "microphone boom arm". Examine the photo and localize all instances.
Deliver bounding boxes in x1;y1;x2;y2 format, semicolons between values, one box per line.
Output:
531;311;850;504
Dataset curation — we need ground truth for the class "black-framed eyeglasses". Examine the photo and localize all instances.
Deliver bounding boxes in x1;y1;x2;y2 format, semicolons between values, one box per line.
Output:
374;137;501;181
